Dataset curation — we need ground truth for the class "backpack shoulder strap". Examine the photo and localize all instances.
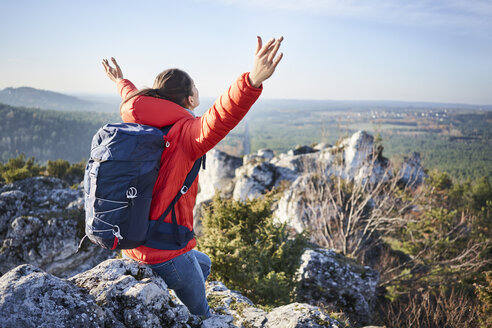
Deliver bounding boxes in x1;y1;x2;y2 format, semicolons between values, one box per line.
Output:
144;124;206;249
145;154;204;249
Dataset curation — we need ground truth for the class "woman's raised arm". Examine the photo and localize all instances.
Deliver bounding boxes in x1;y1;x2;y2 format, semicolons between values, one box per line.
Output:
181;36;284;159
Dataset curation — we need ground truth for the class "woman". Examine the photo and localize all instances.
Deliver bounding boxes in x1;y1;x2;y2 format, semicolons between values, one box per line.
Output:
102;36;283;318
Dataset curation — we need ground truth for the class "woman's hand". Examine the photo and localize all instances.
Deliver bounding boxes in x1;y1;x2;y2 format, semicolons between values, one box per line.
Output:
102;57;123;83
248;36;284;88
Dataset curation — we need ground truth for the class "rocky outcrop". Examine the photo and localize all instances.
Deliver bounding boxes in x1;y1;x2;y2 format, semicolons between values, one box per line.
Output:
398;152;427;186
196;130;424;236
0;176;114;277
337;131;389;184
69;258;200;328
196;149;243;205
0;258;345;328
205;281;342;328
296;248;380;326
0;264;106;328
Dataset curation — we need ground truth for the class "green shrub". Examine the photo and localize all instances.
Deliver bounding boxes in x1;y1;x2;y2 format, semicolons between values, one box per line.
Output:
197;193;308;307
0;154;42;183
47;159;70;178
475;271;492;328
427;170;453;190
46;158;84;184
2;167;32;183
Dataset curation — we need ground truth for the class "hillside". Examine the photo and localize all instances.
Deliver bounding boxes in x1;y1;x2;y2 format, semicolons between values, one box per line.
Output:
0;103;119;163
0;86;115;112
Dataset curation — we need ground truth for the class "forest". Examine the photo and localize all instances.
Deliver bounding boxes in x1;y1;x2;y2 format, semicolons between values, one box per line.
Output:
0;103;118;163
1;101;490;182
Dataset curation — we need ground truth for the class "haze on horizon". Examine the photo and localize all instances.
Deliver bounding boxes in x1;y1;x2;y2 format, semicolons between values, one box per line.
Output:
1;0;491;105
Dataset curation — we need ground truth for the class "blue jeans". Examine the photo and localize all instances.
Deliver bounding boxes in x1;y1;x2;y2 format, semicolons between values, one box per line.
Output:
148;250;212;318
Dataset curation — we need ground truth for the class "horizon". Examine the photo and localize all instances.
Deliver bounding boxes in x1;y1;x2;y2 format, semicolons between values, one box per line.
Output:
1;0;491;105
2;85;492;109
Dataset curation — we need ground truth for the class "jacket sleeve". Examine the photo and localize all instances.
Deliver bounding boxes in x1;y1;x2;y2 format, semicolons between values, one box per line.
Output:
117;79;138;101
117;79;138;123
180;72;262;160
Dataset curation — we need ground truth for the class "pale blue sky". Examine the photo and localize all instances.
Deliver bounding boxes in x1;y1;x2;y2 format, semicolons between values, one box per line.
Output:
1;0;491;104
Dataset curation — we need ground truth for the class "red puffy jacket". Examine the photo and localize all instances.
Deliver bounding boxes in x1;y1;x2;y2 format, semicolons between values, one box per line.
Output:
119;73;262;264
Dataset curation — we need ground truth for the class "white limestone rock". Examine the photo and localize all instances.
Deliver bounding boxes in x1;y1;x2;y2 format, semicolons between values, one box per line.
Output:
196;149;243;205
0;264;106;328
70;258;200;328
296;248;380;326
398;152;427;187
0;176;115;277
265;303;341;328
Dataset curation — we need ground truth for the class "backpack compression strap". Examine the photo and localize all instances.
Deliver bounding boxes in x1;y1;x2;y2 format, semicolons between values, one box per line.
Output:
145;155;205;249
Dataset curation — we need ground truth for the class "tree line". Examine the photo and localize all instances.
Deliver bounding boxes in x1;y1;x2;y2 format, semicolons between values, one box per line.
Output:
0;103;118;163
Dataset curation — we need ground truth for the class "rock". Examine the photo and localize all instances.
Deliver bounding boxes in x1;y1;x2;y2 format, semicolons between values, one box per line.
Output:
196;130;393;207
205;281;344;328
338;130;389;184
274;174;314;233
243;148;275;165
70;258;200;328
196;149;243;205
0;264;106;328
0;176;115;277
206;281;267;327
296;248;380;326
233;162;278;201
265;303;341;328
194;149;243;233
0;260;346;328
398;152;427;187
287;145;318;156
257;148;275;161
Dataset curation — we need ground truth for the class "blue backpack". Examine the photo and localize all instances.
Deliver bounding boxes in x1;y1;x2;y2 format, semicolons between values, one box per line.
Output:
81;123;204;251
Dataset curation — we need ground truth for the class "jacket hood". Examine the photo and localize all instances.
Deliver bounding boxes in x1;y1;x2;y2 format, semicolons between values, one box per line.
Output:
121;95;194;128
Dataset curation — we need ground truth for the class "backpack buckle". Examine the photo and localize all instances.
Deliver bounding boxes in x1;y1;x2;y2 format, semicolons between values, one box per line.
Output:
112;225;123;240
180;185;188;194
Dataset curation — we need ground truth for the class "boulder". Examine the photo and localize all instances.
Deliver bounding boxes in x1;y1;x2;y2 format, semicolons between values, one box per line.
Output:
0;176;114;277
0;264;106;328
70;258;200;328
296;248;380;326
274;174;314;233
233;162;278;201
398;152;427;187
287;145;318;156
265;303;341;328
338;131;389;184
196;149;243;205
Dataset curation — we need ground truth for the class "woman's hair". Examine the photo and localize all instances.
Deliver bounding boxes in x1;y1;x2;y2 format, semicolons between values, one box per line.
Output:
121;68;193;108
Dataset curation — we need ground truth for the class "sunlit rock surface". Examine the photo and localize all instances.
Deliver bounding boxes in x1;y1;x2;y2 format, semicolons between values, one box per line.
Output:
0;258;346;328
0;177;115;277
297;248;380;326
